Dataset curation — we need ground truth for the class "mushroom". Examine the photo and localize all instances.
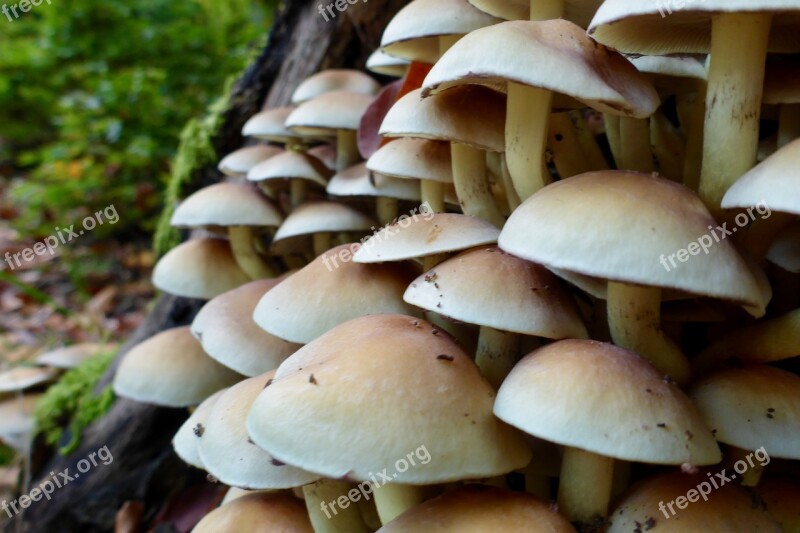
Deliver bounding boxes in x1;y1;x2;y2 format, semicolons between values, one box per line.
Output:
270;202;376;257
499;170;770;384
366;50;410;78
241;107;306;149
307;144;338;171
217;145;283;178
170;183;284;279
172;389;227;469
253;243;417;344
422;19;659;200
494;340;721;525
112;327;242;407
0;367;57;393
291;69;381;105
246;315;532;524
152;238;251;300
465;0;601;27
36;343;118;370
191;279;302;377
246;150;332;210
0;393;42;451
193;492;313;533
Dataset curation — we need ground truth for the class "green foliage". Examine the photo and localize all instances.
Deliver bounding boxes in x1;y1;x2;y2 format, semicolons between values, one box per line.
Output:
34;350;116;455
0;0;271;239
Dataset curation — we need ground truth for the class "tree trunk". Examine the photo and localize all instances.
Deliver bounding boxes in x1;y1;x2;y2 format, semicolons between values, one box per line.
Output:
10;0;406;531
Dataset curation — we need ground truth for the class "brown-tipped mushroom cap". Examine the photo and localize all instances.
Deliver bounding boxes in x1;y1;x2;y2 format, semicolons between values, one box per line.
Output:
367;138;453;183
254;244;417;343
36;343;118;369
758;479;800;532
193;492;313;533
326;162;420;200
722;137;800;215
307;145;337;171
354;213;500;263
366;49;410;78
113;327;242;407
691;366;800;459
218;145;283;177
199;372;320;489
495;340;721;465
379;485;576;532
422;20;659;119
380;87;506;152
467;0;601;27
0;367;57;393
404;246;587;338
380;0;501;64
286;91;374;136
0;394;42;436
247;314;532;483
271;202;376;254
152;238;251;300
607;472;781;532
172;388;226;469
499;171;769;317
192;280;302;377
246;151;331;188
170;183;283;229
291;69;380;105
241;107;299;144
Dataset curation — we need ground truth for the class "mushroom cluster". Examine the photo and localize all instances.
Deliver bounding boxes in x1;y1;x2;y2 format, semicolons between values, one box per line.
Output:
113;1;800;530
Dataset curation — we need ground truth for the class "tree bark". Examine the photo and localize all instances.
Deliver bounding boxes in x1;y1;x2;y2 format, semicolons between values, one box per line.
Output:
10;0;406;531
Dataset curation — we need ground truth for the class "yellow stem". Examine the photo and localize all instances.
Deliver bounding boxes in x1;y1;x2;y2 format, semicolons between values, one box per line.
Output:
337;129;360;172
303;480;369;533
475;326;519;390
529;0;563;20
228;226;277;280
374;484;425;524
619;117;655;172
506;82;553;200
557;447;614;525
420;180;445;213
451;142;505;227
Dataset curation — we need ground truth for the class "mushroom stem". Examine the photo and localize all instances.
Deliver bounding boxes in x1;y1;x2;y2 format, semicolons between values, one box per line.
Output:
728;446;765;487
450;142;505;227
571;110;609;171
303;480;369;533
604;114;622;167
699;13;771;218
313;233;332;257
557;447;614;524
376;197;398;226
500;155;521;212
529;0;563;20
505;82;553;200
618;117;655;172
336;129;360;172
228;226;277;279
606;282;690;384
778;104;800;148
650;111;685;181
290;179;307;210
475;326;520;390
420;180;445;213
682;83;707;190
374;483;425;524
422;253;447;271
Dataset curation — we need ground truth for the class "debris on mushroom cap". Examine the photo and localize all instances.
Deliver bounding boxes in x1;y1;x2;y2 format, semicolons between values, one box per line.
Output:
172;388;227;469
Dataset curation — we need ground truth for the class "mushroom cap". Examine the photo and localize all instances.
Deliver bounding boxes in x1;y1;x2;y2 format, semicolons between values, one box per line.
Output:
366;49;410;78
498;171;769;317
629;54;707;95
380;0;501;64
757;479;800;532
367;138;453;183
422;20;659;119
354;213;500;263
199;372;320;489
767;222;800;273
36;343;117;369
113;327;242;408
691;366;800;459
404;246;588;338
291;69;380;105
246;314;532;483
722;137;800;216
191;280;302;377
170;183;283;229
307;144;337;171
326;162;421;200
241;107;299;143
607;472;781;532
379;485;575;532
218;145;283;177
246;151;331;188
271;202;376;254
193;492;313;533
0;394;42;436
253;243;418;343
495;339;721;465
467;0;602;27
152;238;251;300
0;367;57;393
286;91;374;135
172;388;226;469
380;86;506;152
588;0;800;55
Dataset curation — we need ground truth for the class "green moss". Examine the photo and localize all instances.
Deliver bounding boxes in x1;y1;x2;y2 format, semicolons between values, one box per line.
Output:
34;351;117;455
